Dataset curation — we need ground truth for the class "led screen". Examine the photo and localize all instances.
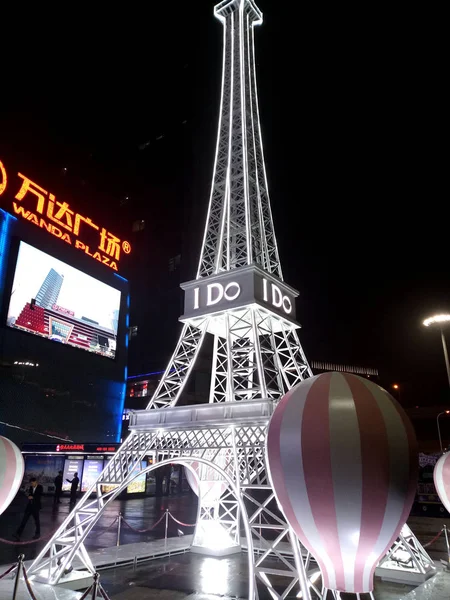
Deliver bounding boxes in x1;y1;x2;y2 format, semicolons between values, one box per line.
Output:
7;241;121;359
62;458;84;492
127;460;147;494
82;459;104;492
101;458;120;494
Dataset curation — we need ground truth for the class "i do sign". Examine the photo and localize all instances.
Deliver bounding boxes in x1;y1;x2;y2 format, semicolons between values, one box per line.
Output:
194;281;241;309
181;265;298;323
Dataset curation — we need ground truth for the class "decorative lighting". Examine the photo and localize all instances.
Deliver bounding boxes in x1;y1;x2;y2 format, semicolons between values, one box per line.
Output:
195;520;233;552
297;570;321;597
423;314;450;327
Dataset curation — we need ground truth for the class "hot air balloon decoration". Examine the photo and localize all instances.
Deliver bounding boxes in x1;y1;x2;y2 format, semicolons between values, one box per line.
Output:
434;451;450;513
185;457;228;505
0;436;25;516
267;372;418;595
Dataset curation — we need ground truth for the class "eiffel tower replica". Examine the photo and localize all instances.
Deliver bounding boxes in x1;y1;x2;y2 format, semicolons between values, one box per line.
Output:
28;1;434;598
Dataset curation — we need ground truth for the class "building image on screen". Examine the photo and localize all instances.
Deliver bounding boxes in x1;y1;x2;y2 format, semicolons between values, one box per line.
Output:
82;459;104;493
7;242;121;359
62;458;84;492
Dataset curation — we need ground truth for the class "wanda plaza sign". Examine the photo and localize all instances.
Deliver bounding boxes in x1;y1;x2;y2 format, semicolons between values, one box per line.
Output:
0;159;131;272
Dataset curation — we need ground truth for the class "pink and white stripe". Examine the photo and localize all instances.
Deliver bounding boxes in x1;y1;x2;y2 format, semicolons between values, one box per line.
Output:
185;461;228;505
0;436;25;516
434;451;450;513
267;372;418;594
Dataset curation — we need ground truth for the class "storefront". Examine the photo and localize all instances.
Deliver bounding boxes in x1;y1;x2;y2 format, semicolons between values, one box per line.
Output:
21;442;156;497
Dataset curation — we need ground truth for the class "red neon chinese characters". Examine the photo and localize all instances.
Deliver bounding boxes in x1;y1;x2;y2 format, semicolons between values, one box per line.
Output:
99;228;121;260
15;173;48;213
0;161;6;195
1;158;132;271
73;213;99;236
47;197;75;232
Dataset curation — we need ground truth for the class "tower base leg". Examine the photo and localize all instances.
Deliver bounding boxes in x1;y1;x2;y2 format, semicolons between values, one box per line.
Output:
190;544;242;557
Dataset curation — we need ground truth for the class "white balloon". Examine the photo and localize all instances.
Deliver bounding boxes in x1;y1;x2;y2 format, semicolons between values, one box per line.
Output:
434;451;450;513
0;436;25;516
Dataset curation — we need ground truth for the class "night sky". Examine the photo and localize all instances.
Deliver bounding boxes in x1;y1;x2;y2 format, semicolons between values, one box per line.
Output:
0;2;447;407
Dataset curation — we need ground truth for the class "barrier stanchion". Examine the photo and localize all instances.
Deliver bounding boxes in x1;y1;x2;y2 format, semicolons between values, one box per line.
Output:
116;512;122;547
444;524;450;565
91;572;99;600
164;510;169;550
11;554;24;600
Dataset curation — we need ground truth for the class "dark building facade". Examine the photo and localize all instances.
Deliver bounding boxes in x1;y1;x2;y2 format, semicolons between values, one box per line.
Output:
0;157;130;447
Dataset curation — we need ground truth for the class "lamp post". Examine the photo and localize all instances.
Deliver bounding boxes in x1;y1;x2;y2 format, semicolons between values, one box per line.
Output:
437;411;450;454
423;314;450;387
424;315;450;452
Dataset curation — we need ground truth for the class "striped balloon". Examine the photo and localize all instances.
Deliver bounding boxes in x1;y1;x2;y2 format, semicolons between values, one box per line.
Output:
267;372;417;594
0;436;25;516
434;451;450;513
185;460;228;505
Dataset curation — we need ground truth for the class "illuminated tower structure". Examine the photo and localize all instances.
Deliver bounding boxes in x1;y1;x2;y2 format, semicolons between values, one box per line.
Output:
35;268;63;309
28;1;434;597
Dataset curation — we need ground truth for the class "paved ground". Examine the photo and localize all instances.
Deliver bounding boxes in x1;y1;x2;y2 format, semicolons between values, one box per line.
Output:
1;493;449;599
0;492;198;566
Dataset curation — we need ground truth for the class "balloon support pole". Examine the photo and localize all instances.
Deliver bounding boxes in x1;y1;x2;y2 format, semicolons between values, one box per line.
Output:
444;524;450;570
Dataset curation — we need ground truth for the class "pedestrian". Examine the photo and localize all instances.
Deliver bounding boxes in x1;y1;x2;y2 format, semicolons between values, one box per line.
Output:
13;477;43;541
67;472;79;505
53;470;63;504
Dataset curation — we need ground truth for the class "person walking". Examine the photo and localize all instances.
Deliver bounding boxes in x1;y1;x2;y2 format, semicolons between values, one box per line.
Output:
13;477;43;541
53;470;63;504
67;472;79;506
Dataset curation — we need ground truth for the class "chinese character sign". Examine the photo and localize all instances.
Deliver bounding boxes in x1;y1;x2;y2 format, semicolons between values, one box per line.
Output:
0;159;131;272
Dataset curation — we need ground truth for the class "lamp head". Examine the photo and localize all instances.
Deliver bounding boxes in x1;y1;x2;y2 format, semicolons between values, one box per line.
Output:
423;314;450;327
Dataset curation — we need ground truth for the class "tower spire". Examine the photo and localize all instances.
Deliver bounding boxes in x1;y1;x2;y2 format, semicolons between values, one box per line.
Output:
198;0;281;278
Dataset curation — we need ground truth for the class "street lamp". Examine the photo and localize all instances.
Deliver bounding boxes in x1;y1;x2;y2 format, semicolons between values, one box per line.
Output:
423;314;450;387
392;383;401;402
437;410;450;454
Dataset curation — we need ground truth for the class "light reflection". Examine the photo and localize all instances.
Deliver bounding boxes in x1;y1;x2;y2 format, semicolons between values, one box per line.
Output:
200;557;229;595
196;520;234;551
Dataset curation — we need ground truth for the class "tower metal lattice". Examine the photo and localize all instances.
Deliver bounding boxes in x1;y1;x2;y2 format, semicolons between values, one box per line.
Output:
27;1;434;598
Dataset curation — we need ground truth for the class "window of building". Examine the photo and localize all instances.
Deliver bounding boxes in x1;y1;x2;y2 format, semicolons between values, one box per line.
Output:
132;220;145;232
169;254;181;272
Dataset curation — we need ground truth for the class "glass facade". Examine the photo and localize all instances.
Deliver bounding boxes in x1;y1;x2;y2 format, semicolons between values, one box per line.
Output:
35;268;64;309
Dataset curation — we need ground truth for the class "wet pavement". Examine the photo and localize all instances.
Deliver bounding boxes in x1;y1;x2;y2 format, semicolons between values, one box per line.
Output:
1;493;449;599
0;491;198;566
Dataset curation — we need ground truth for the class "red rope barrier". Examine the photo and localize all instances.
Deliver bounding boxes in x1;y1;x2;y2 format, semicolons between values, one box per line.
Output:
77;582;95;600
0;515;119;545
22;565;39;600
99;585;112;600
121;512;167;533
92;516;119;538
0;563;18;580
423;528;444;548
0;531;55;545
168;512;196;527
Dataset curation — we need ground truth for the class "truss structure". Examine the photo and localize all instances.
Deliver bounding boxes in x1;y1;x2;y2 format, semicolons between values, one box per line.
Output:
376;523;435;584
197;0;281;278
28;402;317;599
26;1;432;599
